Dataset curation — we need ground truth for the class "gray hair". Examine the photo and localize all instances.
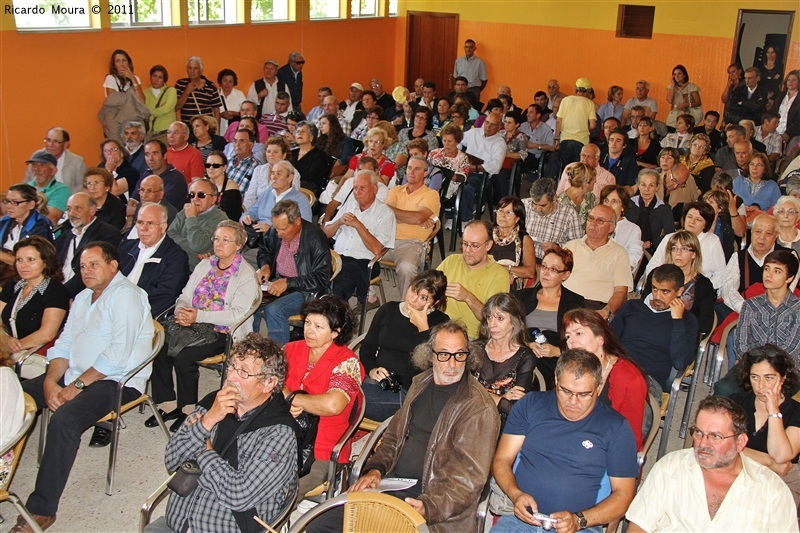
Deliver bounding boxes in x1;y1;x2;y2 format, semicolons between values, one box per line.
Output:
636;79;650;90
190;177;219;196
752;213;779;233
354;169;379;187
555;349;603;388
776;195;800;214
187;56;204;70
288;51;303;62
785;175;800;197
272;199;302;223
272;160;295;177
216;219;247;247
230;333;288;390
170;121;190;135
530;176;557;202
120;120;145;139
408;155;429;172
70;191;97;208
138;202;168;224
411;321;484;372
295;121;318;141
637;168;661;186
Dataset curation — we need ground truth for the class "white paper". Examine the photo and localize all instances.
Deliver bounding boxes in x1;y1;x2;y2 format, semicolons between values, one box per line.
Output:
363;477;418;493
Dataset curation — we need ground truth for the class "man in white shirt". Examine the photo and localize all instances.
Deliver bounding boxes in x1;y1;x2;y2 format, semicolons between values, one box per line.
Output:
626;396;797;533
247;59;292;118
458;115;506;226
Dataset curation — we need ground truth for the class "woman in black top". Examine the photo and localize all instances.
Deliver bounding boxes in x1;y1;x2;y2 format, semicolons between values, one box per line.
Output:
360;270;449;422
474;293;535;423
0;236;69;355
629;116;660;169
100;138;140;198
628;168;675;255
292;121;330;198
489;196;536;290
84;167;126;230
204;150;243;221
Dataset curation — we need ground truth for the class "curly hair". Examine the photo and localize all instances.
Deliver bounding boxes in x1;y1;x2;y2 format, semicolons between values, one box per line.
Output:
229;332;287;390
735;344;799;397
301;295;357;346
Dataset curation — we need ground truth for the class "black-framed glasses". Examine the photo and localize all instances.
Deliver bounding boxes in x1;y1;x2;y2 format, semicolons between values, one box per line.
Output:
688;426;737;443
227;362;264;379
188;191;216;199
434;351;469;362
205;163;225;169
1;199;29;206
294;60;306;65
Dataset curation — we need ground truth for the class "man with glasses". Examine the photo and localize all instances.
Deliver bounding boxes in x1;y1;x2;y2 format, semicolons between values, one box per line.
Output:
278;51;305;111
626;395;796;532
328;321;499;532
151;333;298;533
492;349;637;533
611;264;698;393
119;202;189;318
458;114;506;228
133;140;188;211
25;127;86;194
168;178;228;270
437;221;509;338
564;205;633;319
165;121;204;183
523;177;582;261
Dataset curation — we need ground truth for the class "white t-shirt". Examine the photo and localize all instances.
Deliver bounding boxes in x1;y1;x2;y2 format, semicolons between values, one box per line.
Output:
103;74;141;92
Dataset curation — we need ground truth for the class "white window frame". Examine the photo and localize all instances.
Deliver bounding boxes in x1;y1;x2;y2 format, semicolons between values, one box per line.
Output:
309;0;343;20
251;0;292;23
12;0;93;31
187;0;239;26
109;0;175;28
350;0;380;18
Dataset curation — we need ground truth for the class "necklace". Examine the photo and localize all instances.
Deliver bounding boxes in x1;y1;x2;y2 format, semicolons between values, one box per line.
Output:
218;262;233;271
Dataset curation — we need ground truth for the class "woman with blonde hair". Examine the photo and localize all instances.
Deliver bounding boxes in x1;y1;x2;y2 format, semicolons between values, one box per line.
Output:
680;133;715;191
556;162;596;229
376;120;408;181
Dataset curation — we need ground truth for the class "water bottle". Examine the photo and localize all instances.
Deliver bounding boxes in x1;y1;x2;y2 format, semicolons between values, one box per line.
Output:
529;328;547;345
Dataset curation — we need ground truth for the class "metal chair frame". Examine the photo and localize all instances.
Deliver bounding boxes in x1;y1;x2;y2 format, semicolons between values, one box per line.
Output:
678;313;719;439
1;394;43;533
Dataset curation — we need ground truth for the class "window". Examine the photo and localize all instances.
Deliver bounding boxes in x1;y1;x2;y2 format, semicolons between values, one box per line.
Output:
188;0;239;25
251;0;291;22
388;0;398;17
110;0;175;27
616;4;655;39
351;0;378;18
310;0;341;19
12;0;92;30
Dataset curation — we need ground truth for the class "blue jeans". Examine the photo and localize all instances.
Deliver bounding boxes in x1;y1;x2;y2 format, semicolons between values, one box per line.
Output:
254;291;307;345
492;515;603;533
363;380;407;421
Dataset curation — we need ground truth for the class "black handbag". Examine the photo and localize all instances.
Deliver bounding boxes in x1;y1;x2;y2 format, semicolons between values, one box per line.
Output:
286;390;320;477
163;316;218;358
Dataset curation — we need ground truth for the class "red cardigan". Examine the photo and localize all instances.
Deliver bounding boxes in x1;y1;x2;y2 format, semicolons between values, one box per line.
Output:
606;357;648;449
285;341;364;462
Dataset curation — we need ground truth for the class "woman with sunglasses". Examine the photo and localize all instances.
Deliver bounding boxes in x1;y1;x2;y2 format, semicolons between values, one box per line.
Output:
513;246;585;388
204;150;242;221
149;220;259;432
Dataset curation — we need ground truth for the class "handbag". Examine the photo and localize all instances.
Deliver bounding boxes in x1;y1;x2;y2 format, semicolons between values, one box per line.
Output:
163;315;219;358
168;397;272;497
286;390;320;477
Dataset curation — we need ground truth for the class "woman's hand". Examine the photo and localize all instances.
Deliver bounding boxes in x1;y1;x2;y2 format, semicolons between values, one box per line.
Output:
175;307;198;326
369;367;390;381
407;302;431;332
7;336;24;353
762;376;784;414
503;385;526;402
530;342;559;358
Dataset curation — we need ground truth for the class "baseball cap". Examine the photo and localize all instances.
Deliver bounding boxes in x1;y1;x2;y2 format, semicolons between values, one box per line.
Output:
26;150;58;166
350;82;363;91
265;59;279;67
575;77;592;89
392;86;409;104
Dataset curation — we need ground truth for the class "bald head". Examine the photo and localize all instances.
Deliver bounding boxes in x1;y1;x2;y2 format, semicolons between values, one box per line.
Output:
579;144;601;168
139;175;165;204
322;95;339;115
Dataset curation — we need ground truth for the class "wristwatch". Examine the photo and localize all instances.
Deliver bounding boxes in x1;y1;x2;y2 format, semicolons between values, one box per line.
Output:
768;412;783;419
74;379;85;390
575;511;588;529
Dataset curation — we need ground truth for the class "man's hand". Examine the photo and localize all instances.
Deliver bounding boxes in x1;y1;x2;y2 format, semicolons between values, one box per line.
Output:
404;498;425;517
445;282;470;302
202;384;242;431
540;242;558;255
772;461;793;476
241;215;254;225
512;493;541;525
56;382;82;405
267;278;288;296
669;297;685;319
253;222;271;233
550;511;577;533
183;203;199;218
350;469;382;492
258;265;271;284
339;212;363;230
257;88;269;99
44;380;65;411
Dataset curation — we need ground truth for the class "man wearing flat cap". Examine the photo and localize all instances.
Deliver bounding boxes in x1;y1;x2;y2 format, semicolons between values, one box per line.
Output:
26;150;71;225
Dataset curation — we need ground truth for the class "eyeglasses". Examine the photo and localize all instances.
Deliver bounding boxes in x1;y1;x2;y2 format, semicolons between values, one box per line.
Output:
450;114;463;120
2;198;30;206
135;220;164;228
775;209;799;216
205;163;225;169
540;264;567;274
83;180;104;188
688;426;737;443
188;192;216;199
585;215;611;225
43;138;65;144
461;239;490;250
670;246;694;254
494;209;515;217
103;147;120;154
227;362;264;379
556;386;595;401
212;236;237;245
434;351;470;362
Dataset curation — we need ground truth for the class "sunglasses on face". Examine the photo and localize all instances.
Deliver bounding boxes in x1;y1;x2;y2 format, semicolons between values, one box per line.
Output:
205;163;225;169
188;192;215;199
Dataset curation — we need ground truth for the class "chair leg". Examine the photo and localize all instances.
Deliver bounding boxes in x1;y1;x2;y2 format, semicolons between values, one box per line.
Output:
359;298;367;335
377;281;386;306
147;397;171;440
7;492;45;533
679;349;706;439
450;189;462;252
37;408;50;466
437;224;445;262
657;387;681;460
702;344;718;384
106;416;120;495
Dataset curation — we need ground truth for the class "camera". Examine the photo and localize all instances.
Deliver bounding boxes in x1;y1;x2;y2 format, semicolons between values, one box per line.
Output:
379;372;402;393
532;512;558;530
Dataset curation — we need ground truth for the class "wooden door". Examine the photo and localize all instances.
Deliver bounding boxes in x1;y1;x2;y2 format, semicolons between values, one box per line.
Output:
405;11;459;98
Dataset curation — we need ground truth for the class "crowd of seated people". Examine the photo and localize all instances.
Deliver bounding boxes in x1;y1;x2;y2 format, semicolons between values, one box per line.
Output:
3;44;800;533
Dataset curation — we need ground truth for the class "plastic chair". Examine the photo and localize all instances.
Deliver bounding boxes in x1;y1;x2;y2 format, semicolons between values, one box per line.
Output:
358;250;389;335
37;321;168;496
139;471;298;533
638;391;661;477
0;394;42;533
678;313;719;439
350;415;393;483
289;491;429;533
433;166;455;260
532;368;546;391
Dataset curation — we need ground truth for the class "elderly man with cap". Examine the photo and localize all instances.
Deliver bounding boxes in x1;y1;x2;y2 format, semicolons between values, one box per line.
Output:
247;59;292;118
554;77;598;168
25;127;86;193
26;150;72;225
340;83;364;127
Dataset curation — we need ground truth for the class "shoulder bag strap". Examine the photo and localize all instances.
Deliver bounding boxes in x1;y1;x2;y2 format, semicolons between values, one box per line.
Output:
216;398;271;458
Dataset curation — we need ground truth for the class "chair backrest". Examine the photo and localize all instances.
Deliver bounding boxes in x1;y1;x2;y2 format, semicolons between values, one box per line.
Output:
0;393;37;493
532;368;546;391
327;388;367;499
348;332;367;352
288;492;429;533
299;187;317;207
330;250;343;282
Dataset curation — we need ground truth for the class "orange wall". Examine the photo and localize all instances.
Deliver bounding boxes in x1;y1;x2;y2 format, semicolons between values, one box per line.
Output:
0;17;398;188
451;19;800;119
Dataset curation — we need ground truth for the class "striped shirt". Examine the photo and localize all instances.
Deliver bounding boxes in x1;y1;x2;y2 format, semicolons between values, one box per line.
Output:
175;77;223;121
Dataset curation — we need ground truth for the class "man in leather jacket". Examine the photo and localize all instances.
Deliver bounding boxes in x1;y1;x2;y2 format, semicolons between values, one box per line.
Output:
255;199;331;344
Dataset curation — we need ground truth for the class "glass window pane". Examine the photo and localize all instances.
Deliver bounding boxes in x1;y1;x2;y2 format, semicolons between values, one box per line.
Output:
251;0;289;21
310;0;340;19
13;0;91;30
351;0;377;17
110;0;173;27
188;0;228;24
389;0;398;16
